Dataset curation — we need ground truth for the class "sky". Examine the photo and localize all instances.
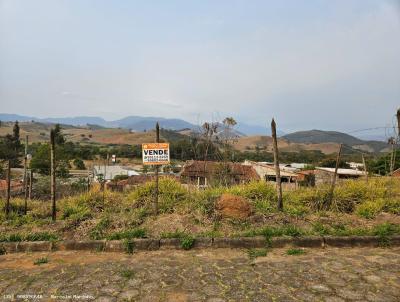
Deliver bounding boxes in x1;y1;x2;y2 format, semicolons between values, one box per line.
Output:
0;0;399;133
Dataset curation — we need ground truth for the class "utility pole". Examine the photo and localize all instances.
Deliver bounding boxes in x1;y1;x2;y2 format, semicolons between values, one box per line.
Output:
50;129;56;221
23;135;28;215
5;160;11;219
326;144;343;209
154;122;160;215
271;118;283;211
362;154;368;183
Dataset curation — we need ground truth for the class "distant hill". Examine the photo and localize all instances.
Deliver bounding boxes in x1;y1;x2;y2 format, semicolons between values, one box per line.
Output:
0;113;195;132
283;130;388;153
0;113;285;136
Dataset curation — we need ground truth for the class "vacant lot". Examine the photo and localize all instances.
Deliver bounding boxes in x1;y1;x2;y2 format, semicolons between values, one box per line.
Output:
1;178;399;243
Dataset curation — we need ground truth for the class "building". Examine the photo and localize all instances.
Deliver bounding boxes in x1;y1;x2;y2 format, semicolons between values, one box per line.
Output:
0;179;24;197
180;160;259;187
347;162;364;170
392;168;400;177
243;160;299;183
314;167;366;185
92;165;140;182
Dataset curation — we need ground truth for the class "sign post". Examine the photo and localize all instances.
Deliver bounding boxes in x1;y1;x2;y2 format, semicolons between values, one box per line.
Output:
142;123;170;215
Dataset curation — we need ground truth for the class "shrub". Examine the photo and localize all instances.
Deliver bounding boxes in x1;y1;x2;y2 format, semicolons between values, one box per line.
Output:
123;239;135;254
180;234;195;250
129;178;188;213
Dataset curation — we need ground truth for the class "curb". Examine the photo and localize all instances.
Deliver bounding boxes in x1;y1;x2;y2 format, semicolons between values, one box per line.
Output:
1;235;399;254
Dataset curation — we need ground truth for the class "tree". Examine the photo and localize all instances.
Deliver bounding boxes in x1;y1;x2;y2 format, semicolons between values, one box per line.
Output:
30;126;69;177
319;158;350;169
73;158;86;170
0;121;22;167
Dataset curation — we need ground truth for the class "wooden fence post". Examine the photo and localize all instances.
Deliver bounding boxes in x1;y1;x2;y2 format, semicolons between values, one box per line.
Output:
29;169;33;200
50;129;56;221
153;122;160;215
23;135;28;214
326;143;343;209
5;160;11;218
362;154;368;183
271;118;283;211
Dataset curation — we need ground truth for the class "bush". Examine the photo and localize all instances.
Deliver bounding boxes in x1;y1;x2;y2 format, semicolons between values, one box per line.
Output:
180;234;195;250
129;178;188;213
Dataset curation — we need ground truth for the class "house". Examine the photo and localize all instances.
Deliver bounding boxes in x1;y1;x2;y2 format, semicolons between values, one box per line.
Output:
93;165;140;182
0;179;24;197
243;160;299;183
347;162;364;170
314;167;366;185
392;168;400;177
180;160;259;187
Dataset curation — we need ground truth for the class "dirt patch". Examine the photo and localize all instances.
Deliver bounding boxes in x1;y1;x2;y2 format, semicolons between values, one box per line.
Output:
216;194;252;219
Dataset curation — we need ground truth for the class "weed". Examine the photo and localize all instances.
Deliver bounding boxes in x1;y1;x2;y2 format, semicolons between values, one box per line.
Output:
25;232;58;242
89;217;110;240
372;223;400;247
33;257;48;265
120;269;135;279
247;248;268;259
123;239;135;254
180;234;195;250
312;222;331;235
0;245;6;255
286;248;305;255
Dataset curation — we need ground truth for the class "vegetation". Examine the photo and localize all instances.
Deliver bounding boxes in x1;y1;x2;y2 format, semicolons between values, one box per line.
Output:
0;178;399;241
286;248;306;255
247;248;268;259
120;269;135;279
33;257;48;265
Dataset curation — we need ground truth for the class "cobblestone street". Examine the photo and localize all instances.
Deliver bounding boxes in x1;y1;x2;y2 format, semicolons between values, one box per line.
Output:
0;247;399;302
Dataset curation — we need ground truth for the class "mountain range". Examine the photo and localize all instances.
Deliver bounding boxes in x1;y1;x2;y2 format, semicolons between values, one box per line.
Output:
0;113;390;153
0;113;283;136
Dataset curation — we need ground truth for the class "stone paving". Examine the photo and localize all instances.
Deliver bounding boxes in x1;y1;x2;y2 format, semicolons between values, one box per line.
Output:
0;247;399;302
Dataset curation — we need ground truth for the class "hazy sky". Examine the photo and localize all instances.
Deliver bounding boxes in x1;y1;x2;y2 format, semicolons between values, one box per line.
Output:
1;0;399;132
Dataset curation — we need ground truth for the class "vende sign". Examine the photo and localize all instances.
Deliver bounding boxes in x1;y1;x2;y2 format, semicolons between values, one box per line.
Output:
142;143;170;165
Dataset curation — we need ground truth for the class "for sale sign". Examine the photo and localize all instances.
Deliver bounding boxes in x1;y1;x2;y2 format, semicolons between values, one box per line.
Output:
142;143;170;165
